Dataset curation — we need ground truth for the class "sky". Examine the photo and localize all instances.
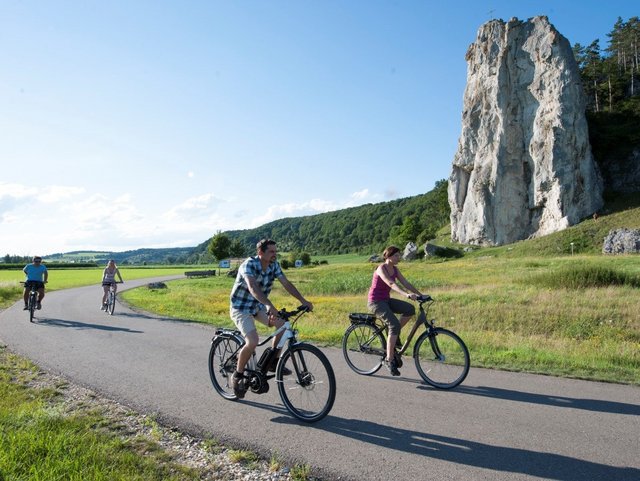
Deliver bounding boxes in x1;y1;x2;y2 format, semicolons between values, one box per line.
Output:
1;1;636;256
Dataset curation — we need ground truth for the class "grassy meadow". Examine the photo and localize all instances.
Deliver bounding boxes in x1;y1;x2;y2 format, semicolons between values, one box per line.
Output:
120;253;640;385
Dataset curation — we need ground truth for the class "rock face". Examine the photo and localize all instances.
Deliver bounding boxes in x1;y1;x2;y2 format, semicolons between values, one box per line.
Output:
448;16;603;246
602;229;640;254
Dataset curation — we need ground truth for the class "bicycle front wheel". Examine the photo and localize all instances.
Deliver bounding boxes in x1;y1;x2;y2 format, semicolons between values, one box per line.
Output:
107;291;116;315
414;328;470;389
342;322;385;375
277;343;336;423
209;335;243;400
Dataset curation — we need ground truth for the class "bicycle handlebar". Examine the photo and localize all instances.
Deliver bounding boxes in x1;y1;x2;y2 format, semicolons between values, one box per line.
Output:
277;305;311;319
416;294;433;303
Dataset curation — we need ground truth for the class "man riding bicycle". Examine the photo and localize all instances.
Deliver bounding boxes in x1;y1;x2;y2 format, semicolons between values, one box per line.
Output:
229;238;313;399
23;256;48;310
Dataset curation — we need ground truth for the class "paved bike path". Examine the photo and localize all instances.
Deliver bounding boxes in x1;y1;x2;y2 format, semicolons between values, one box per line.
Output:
0;278;639;481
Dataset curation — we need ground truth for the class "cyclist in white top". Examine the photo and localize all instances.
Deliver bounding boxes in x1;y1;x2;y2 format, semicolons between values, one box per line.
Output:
101;259;124;309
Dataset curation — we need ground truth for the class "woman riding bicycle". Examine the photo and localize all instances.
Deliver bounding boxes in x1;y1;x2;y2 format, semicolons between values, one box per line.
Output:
101;259;124;310
368;245;423;376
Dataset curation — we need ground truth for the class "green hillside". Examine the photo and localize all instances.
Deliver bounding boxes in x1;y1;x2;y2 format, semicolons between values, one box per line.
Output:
194;179;450;257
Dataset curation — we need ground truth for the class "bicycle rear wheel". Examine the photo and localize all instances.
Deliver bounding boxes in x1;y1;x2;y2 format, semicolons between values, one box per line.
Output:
342;322;385;375
414;328;470;389
277;343;336;422
107;290;116;315
209;335;243;400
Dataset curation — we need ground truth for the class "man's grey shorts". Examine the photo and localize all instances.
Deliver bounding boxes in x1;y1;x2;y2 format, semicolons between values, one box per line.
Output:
230;306;270;337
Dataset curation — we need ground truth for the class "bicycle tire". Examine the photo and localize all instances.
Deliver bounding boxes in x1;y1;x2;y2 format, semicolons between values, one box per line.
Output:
342;322;385;375
209;334;243;400
414;328;470;389
277;343;336;422
107;290;116;315
29;292;36;323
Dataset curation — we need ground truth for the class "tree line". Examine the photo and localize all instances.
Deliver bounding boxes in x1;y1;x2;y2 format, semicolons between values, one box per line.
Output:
573;16;640;114
198;179;450;259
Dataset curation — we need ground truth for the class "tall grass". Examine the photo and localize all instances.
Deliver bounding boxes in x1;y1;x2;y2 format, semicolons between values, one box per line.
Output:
529;264;640;289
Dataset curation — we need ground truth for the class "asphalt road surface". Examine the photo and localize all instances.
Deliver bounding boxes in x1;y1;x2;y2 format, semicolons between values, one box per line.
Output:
1;277;638;481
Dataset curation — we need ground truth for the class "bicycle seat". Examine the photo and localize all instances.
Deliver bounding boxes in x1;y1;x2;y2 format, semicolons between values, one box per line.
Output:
349;313;376;323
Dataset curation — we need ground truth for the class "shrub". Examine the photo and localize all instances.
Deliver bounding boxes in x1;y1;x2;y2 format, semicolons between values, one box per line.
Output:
528;265;640;289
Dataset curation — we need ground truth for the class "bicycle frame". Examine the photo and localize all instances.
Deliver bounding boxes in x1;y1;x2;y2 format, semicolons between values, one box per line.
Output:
361;296;435;356
397;298;435;355
217;307;307;378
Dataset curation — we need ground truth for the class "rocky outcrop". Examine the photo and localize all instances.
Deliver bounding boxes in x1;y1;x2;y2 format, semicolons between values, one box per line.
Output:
602;229;640;254
403;242;418;261
424;243;463;258
449;16;603;246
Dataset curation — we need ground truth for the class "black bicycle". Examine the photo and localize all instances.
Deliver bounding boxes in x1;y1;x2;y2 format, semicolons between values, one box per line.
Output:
209;306;336;422
20;281;38;323
342;295;470;389
103;281;122;315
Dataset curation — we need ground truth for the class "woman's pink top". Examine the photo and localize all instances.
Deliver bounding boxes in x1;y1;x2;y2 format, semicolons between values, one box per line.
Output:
368;265;397;302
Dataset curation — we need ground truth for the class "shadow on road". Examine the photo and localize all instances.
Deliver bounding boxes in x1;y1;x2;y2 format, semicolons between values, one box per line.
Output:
117;311;197;324
36;318;144;333
451;384;640;416
273;415;639;481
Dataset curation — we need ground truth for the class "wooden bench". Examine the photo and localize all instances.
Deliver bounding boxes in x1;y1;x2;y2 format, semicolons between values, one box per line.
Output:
184;270;216;278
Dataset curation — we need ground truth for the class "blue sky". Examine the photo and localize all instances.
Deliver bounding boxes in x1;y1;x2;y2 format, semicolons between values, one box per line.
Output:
1;1;635;256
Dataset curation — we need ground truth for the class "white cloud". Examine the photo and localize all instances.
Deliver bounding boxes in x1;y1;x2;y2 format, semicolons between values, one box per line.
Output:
0;182;388;255
249;189;382;227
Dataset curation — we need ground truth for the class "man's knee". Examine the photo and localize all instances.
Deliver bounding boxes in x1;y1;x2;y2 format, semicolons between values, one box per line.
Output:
244;331;259;349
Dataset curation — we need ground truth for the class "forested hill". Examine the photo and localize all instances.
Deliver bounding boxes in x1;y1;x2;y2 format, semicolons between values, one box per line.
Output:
196;179;450;256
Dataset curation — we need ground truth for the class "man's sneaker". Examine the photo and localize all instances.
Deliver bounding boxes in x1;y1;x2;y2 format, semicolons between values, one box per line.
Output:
36;302;42;310
23;304;29;310
384;358;401;376
230;372;247;399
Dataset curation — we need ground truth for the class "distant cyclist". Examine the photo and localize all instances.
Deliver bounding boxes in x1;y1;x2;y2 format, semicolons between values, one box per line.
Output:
229;238;313;398
101;259;124;310
23;256;48;310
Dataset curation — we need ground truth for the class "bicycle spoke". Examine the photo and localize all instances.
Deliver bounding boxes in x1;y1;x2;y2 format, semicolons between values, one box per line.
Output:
209;335;242;400
277;344;335;422
342;323;385;375
414;328;469;389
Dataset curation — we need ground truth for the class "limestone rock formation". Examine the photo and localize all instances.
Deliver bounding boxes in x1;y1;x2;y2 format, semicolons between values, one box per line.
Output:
448;16;603;246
